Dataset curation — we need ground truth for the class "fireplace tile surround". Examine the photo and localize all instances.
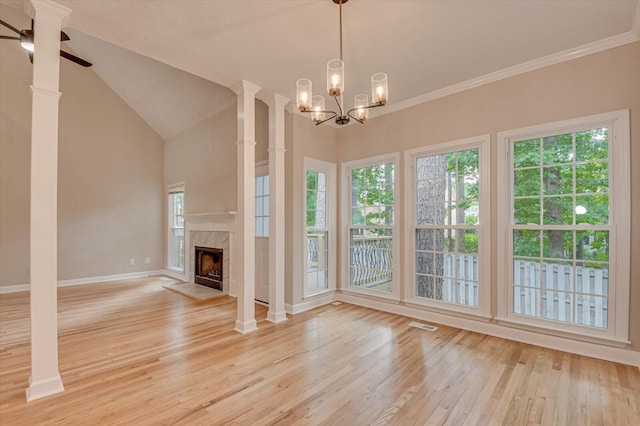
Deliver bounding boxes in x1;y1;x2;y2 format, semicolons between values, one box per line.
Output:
183;213;236;296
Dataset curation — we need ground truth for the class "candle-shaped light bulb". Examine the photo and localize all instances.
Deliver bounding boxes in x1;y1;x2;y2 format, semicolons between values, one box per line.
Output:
354;94;369;122
371;73;388;105
296;78;313;111
327;59;344;96
312;95;325;123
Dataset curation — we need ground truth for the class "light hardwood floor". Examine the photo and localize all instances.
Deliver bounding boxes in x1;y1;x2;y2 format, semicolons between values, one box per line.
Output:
0;277;638;425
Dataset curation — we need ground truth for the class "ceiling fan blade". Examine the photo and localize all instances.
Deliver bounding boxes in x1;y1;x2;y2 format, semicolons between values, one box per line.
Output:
28;52;33;64
60;31;70;41
0;19;21;35
0;35;20;40
60;50;92;67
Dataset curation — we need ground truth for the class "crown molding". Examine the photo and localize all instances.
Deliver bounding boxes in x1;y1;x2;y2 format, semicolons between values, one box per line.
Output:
377;31;639;119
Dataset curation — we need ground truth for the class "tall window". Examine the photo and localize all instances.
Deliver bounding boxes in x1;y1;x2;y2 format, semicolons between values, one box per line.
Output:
306;170;328;295
407;136;490;317
498;111;630;342
255;174;269;237
168;184;184;271
343;154;398;297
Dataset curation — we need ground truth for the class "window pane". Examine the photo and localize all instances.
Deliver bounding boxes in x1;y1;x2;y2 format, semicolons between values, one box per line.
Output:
542;290;573;323
416;229;434;251
576;294;608;329
575;195;608;225
263;196;269;216
513;258;541;287
256;176;264;196
543;166;573;195
514;286;540;317
513;138;540;167
576;231;609;262
541;260;573;292
542;230;573;259
350;228;392;292
575;162;608;194
263;175;269;195
543;134;573;165
576;128;608;162
256;218;263;236
514;198;540;224
542;197;573;225
514;169;540;197
513;230;540;257
576;263;608;296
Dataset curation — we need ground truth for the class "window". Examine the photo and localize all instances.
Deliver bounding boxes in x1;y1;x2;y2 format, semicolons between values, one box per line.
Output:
168;184;184;271
497;111;630;343
343;153;399;298
304;158;336;297
255;174;269;237
406;136;490;317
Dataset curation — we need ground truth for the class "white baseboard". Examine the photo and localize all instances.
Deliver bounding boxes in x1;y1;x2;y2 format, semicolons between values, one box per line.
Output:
161;269;188;281
0;284;30;294
286;293;335;315
0;270;166;294
336;292;640;367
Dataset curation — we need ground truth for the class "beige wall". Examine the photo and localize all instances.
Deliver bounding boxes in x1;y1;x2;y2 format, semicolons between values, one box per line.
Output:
0;7;165;285
337;42;640;351
164;98;269;216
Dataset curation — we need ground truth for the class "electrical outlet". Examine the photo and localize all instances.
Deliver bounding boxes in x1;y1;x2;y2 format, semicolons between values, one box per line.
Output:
129;258;135;266
145;257;151;264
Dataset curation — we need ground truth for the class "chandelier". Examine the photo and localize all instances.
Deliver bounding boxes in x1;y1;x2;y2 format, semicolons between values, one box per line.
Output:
296;0;388;126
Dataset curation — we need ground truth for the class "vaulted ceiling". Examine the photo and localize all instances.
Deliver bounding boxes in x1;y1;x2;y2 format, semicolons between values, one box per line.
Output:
1;0;639;138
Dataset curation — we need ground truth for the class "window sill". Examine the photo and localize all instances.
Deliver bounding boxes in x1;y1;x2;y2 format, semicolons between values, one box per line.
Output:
339;288;401;304
403;298;492;323
303;288;336;300
495;315;630;348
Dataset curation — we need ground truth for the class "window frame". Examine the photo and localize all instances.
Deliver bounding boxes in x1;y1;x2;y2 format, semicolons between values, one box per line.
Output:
303;157;337;298
497;110;630;345
167;182;185;272
341;152;400;301
404;135;491;319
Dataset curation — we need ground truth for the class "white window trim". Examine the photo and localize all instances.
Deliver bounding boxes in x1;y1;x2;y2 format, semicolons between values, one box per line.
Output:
303;157;337;298
341;152;401;301
167;182;185;273
404;135;492;320
496;110;630;345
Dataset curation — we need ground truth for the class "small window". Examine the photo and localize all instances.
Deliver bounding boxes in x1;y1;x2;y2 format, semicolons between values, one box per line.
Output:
168;185;184;271
255;175;269;237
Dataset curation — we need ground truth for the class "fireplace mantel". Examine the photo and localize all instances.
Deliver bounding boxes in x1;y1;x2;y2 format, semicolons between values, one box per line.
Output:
184;211;237;232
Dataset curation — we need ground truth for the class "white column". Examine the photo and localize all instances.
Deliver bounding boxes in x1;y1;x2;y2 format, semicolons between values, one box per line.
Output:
230;80;260;334
26;0;71;402
265;94;289;323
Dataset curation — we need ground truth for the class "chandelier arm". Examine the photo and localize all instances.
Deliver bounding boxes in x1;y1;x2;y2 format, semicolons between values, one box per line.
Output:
332;94;344;117
346;110;365;125
299;109;338;125
345;103;385;123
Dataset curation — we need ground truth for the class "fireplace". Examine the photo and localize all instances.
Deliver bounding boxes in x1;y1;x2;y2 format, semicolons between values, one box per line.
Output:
194;246;223;291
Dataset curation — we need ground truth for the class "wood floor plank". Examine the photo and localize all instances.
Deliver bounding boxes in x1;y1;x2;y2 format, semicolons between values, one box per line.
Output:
0;277;639;425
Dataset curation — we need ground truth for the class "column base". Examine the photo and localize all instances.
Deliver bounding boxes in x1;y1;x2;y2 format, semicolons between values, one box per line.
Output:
234;319;258;334
25;373;64;402
266;311;288;324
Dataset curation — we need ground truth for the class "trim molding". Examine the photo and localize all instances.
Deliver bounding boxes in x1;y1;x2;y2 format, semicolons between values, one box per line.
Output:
0;270;165;293
25;373;64;402
336;293;640;367
285;293;334;315
633;0;640;39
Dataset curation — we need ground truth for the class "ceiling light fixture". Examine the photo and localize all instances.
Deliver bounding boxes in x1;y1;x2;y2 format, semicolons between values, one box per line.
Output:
19;29;34;52
296;0;388;126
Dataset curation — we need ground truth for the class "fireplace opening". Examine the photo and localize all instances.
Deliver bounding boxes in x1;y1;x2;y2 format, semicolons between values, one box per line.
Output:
194;246;223;291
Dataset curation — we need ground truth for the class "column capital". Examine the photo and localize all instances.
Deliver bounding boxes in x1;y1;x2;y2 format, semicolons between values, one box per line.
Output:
230;80;261;97
262;93;291;110
31;0;72;26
